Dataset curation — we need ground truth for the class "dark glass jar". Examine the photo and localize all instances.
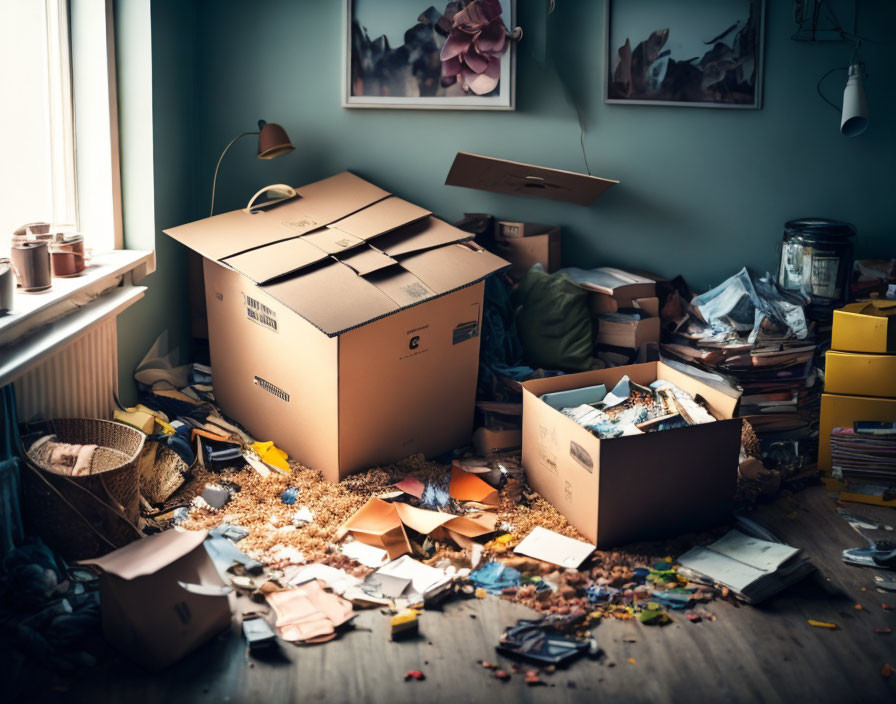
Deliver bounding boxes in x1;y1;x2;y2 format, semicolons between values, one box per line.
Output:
777;218;855;305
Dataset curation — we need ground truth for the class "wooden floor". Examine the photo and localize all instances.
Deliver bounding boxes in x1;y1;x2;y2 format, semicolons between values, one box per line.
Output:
35;486;896;704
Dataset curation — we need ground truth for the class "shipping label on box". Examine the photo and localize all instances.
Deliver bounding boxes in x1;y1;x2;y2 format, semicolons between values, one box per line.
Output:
496;221;557;239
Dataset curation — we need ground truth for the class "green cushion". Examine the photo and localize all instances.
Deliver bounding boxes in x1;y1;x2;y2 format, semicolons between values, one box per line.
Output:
512;268;593;372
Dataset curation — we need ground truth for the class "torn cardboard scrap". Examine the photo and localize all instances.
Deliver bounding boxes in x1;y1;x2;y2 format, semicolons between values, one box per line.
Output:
335;498;413;560
337;497;497;558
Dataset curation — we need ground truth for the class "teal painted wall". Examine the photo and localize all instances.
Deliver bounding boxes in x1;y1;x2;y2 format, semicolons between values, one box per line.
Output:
192;0;895;292
115;0;197;404
116;0;895;385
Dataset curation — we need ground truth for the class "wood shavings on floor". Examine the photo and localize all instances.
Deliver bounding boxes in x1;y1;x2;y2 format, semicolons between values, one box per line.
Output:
178;453;585;569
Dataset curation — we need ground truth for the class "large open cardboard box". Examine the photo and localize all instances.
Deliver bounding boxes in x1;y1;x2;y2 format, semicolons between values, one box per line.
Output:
165;172;508;481
520;362;742;548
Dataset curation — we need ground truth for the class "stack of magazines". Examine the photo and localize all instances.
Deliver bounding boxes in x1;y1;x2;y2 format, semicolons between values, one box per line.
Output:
831;422;896;485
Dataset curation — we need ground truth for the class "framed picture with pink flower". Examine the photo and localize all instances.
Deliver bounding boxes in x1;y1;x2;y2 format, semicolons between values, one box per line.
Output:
343;0;516;110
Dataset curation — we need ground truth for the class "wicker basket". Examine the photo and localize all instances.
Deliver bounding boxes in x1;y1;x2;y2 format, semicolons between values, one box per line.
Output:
140;442;188;505
21;418;145;561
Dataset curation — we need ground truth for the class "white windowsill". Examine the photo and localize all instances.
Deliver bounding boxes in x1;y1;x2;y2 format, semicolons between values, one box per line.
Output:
0;248;153;387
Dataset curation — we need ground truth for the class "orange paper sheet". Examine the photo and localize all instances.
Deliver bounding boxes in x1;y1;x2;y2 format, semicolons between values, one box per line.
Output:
449;465;499;505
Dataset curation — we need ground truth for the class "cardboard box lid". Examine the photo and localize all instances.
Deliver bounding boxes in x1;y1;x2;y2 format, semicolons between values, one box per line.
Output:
166;172;509;336
224;236;328;284
80;528;208;581
372;217;474;257
445;152;618;206
327;196;430;240
164;172;390;262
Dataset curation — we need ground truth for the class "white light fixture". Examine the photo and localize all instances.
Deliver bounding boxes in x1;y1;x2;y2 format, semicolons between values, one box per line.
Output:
816;40;869;138
840;63;868;137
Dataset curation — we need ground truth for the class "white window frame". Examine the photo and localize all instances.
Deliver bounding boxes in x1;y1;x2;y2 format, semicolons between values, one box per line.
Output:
71;0;124;252
0;0;151;387
46;0;79;236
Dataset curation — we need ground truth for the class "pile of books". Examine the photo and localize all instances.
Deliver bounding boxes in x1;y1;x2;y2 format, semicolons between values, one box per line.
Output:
659;269;822;478
557;267;660;367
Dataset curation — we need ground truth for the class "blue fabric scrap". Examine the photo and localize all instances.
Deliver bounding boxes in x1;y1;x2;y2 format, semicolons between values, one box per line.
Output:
469;561;521;595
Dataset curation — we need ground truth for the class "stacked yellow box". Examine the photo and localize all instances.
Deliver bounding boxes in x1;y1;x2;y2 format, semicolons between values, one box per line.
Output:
819;301;896;504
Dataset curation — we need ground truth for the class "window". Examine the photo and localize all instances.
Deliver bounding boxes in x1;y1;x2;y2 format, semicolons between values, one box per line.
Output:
0;0;76;255
0;0;120;258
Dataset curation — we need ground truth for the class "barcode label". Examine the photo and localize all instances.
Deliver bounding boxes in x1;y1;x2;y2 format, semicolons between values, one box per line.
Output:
245;295;278;332
254;376;289;402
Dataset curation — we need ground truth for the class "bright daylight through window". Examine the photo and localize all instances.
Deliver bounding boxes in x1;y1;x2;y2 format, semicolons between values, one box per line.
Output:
0;0;80;259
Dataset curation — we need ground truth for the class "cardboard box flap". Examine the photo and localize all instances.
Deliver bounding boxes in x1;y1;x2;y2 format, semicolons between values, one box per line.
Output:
445;152;619;206
164;208;290;262
223;236;329;284
327;196;430;241
365;266;437;307
336;246;397;276
372;216;472;257
263;260;399;336
293;171;390;227
301;228;365;255
163;172;389;262
398;241;510;295
657;362;739;419
79;528;209;580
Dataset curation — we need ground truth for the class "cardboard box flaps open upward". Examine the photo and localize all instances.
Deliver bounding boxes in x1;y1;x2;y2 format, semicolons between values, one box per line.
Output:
165;172;509;337
165;172;510;482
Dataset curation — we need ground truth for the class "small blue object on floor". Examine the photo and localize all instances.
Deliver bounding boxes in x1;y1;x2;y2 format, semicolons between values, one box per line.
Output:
281;488;299;505
469;561;521;595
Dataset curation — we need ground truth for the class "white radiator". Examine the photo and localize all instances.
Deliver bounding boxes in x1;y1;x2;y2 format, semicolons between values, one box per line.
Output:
14;318;118;420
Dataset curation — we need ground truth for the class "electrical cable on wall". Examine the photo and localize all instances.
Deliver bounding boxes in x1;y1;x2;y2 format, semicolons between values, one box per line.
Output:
543;0;592;175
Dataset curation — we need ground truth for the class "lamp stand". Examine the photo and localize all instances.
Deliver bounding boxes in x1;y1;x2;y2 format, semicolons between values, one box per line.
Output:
209;131;259;216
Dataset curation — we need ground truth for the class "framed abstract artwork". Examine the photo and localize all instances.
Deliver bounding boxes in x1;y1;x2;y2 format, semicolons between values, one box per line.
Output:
605;0;765;109
343;0;516;110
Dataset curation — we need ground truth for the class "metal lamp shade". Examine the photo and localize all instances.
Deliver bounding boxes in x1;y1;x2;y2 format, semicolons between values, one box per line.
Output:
257;122;295;159
841;65;868;138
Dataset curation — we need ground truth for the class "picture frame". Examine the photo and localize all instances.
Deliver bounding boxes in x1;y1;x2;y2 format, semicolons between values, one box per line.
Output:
604;0;765;109
343;0;516;110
